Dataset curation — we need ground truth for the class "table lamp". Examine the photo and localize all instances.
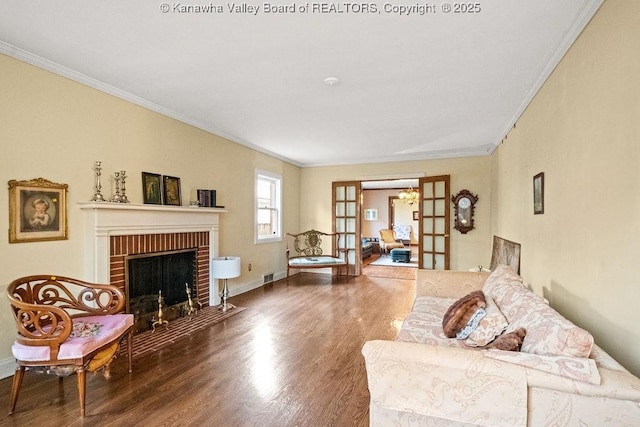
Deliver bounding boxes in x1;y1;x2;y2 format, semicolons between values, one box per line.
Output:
211;256;240;312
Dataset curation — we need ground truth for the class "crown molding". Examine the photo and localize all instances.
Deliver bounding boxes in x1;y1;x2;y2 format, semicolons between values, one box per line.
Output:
0;41;303;168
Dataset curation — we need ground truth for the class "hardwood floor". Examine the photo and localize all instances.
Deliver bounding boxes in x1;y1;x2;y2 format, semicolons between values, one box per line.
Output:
362;253;417;280
0;269;415;426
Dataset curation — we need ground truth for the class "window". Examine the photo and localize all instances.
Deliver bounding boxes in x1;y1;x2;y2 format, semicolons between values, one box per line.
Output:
255;169;282;243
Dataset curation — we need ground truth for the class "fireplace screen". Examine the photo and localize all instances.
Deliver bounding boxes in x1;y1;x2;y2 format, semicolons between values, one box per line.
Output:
127;249;196;332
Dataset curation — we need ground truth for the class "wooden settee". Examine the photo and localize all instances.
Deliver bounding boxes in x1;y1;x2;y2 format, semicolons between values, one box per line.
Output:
286;230;350;279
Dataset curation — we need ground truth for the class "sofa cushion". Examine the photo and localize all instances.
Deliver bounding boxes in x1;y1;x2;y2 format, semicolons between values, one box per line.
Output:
482;265;526;316
398;296;467;347
483;265;594;358
465;295;509;347
509;292;594;358
442;290;486;338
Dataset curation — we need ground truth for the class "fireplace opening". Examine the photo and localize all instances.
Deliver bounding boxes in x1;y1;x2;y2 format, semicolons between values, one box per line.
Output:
126;249;197;332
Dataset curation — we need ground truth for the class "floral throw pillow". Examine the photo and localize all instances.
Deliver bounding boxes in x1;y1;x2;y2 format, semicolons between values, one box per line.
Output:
465;295;509;347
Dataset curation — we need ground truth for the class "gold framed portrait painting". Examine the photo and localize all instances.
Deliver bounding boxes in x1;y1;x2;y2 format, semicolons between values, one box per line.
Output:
8;178;68;243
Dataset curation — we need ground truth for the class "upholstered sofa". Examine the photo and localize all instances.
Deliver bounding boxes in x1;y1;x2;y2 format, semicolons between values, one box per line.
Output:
362;239;373;259
362;265;640;426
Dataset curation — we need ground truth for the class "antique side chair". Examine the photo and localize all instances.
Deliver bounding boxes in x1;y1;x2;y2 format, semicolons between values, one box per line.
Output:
286;230;350;280
7;275;134;416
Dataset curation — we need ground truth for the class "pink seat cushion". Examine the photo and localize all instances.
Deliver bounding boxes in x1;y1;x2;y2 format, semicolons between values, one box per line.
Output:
12;314;133;362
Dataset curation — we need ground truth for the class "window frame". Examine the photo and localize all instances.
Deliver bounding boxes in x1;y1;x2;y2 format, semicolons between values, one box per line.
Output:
254;169;282;244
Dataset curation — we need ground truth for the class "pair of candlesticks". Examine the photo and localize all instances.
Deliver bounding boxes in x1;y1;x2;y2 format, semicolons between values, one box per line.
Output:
90;161;130;203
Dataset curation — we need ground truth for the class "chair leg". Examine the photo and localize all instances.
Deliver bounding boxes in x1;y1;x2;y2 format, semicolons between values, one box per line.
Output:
77;366;86;417
58;376;65;400
8;365;25;415
127;330;133;373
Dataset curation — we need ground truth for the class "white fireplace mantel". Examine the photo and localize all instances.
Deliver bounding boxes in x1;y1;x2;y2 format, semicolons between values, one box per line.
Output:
79;202;227;305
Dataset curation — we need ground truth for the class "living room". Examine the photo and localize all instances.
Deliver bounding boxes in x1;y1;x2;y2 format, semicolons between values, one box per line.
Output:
0;0;639;422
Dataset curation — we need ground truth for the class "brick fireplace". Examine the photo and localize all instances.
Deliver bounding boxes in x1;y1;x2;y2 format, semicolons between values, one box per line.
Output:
109;232;210;307
79;202;226;307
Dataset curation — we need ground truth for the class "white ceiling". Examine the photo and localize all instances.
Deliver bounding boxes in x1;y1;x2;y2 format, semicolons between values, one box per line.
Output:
0;1;603;167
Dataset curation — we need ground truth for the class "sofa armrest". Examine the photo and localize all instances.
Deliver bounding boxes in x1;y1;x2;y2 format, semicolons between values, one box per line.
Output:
362;340;527;426
416;269;489;298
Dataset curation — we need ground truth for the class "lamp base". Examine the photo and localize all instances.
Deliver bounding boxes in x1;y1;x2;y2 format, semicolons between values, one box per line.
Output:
217;278;236;312
217;301;236;312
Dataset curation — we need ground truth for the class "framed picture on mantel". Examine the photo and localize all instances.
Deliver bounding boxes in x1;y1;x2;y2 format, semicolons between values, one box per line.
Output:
163;175;181;206
142;172;162;205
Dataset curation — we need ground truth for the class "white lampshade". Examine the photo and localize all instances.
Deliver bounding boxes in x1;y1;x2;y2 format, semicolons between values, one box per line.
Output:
211;256;241;279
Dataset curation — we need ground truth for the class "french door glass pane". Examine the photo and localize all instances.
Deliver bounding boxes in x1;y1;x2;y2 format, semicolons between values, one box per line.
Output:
423;200;434;216
423;183;434;198
423;220;434;234
346;201;356;216
423;254;434;269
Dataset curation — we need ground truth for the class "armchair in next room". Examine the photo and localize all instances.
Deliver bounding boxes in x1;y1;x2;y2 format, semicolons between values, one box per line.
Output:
379;229;404;254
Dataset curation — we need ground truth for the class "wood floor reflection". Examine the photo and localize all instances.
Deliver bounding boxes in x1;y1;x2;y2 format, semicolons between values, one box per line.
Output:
362;253;417;280
0;269;415;426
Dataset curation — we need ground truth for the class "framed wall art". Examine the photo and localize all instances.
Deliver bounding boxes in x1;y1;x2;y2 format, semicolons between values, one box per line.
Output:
413;211;420;221
8;178;68;243
142;172;163;204
364;208;378;221
489;235;521;274
533;172;544;214
162;175;181;206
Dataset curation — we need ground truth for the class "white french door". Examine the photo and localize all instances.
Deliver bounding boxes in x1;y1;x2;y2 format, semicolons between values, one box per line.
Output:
332;181;360;276
418;175;450;270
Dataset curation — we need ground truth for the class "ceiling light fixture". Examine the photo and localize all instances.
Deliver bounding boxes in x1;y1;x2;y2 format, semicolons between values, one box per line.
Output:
398;186;419;206
324;77;340;86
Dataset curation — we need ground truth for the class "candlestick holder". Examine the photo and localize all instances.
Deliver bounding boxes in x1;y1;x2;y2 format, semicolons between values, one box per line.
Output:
110;172;122;203
90;161;106;202
119;171;130;203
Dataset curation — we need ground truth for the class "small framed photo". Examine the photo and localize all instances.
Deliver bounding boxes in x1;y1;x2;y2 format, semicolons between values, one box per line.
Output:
8;178;68;243
533;172;544;214
364;208;378;221
413;211;420;221
142;172;163;204
162;175;181;206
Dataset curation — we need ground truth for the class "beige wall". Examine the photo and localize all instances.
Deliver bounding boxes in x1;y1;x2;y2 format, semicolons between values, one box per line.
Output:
0;53;300;375
300;156;493;270
491;0;640;375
